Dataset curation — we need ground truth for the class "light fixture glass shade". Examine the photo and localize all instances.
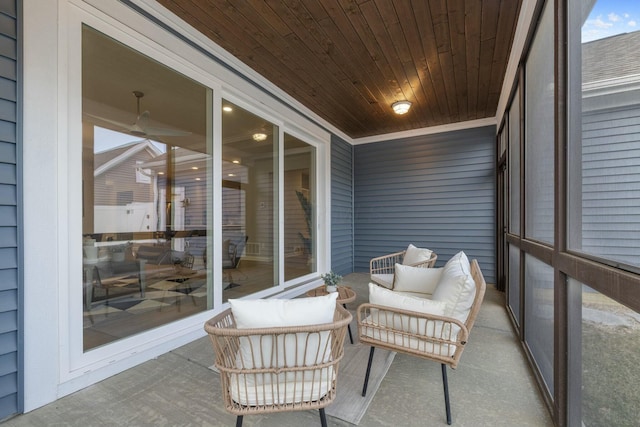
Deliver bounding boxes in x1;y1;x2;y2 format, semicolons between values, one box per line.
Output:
252;132;267;142
392;100;412;115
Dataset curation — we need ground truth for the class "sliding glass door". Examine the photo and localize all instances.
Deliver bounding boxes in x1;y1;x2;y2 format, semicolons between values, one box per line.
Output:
81;26;213;350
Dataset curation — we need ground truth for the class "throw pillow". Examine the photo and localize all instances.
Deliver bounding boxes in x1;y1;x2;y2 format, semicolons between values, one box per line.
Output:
431;251;476;322
402;243;433;266
393;264;442;295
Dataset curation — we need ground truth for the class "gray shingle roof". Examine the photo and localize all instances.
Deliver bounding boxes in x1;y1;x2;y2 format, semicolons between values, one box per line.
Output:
582;31;640;83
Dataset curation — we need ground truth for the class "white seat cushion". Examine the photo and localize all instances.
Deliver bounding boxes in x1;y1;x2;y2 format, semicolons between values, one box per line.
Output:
230;365;334;406
368;283;446;335
371;273;394;289
360;326;457;357
393;264;442;294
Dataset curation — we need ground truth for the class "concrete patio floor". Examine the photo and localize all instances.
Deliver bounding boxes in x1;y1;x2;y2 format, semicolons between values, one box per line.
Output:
4;273;554;426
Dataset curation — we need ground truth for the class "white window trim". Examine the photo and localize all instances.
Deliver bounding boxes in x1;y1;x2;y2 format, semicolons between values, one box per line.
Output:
23;0;331;410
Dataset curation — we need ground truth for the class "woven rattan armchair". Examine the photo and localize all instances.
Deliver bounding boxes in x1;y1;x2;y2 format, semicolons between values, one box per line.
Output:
370;249;437;288
358;258;486;425
205;304;352;427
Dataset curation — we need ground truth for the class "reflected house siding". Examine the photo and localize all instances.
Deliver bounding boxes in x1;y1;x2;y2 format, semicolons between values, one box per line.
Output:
91;141;160;235
0;0;19;419
354;126;496;283
94;144;157;206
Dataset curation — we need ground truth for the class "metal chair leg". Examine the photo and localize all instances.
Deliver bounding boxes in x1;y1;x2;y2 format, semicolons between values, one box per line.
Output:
236;415;243;427
362;346;376;396
441;363;452;425
343;304;354;344
319;407;327;427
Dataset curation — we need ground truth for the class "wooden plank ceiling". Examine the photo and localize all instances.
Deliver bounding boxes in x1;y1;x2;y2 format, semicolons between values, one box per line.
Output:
158;0;521;139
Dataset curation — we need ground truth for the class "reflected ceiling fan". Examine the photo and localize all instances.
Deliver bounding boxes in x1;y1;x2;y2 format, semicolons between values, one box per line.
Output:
89;91;191;138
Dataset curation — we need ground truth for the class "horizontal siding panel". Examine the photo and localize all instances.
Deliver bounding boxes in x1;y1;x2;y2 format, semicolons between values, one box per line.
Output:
582;123;640;138
0;206;16;226
0;120;15;143
354;126;496;283
0;372;17;399
0;34;14;60
0;0;17;17
0;183;15;204
0;289;15;312
0;77;15;102
0;13;15;39
0;98;14;122
0;393;17;418
582;115;640;131
0;159;15;183
0;332;16;355
0;269;16;291
0;57;13;81
0;226;15;246
583;132;640;147
0;141;14;163
0;311;16;335
0;247;15;269
0;352;16;377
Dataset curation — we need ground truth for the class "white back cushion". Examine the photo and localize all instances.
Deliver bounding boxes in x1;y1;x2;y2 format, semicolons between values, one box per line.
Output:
431;251;476;322
229;293;338;369
393;264;442;294
402;244;433;265
230;293;337;328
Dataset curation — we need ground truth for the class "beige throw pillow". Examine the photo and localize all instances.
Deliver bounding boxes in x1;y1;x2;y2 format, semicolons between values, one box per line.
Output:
402;244;433;266
393;264;442;295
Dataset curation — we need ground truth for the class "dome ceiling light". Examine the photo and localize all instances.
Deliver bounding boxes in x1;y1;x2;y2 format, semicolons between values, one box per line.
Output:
392;100;412;115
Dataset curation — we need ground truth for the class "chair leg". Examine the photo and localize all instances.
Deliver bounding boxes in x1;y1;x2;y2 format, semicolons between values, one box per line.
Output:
343;303;354;344
319;407;327;427
235;415;243;427
362;346;376;396
441;364;452;425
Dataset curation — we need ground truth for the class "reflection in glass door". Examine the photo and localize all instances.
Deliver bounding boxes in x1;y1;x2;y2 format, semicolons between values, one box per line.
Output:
221;100;279;300
81;26;212;351
284;133;317;281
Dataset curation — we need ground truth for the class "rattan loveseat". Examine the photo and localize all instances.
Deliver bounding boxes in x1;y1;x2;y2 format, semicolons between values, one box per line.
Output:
358;252;486;425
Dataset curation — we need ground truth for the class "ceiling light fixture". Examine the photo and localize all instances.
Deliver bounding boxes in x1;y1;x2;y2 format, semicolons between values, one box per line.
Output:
252;132;267;142
392;100;412;115
223;106;233;112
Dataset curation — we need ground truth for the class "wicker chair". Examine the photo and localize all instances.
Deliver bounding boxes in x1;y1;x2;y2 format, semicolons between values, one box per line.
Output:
358;258;486;425
369;249;438;288
204;304;352;427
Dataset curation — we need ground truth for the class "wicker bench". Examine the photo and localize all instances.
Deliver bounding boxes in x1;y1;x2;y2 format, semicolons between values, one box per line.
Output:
358;254;486;425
